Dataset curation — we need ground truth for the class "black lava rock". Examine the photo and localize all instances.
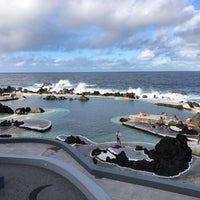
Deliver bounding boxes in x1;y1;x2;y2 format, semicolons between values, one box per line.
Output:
106;134;192;177
65;135;86;145
0;103;14;114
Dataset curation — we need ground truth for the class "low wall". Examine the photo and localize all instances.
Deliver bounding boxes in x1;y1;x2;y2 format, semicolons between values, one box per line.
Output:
0;138;200;198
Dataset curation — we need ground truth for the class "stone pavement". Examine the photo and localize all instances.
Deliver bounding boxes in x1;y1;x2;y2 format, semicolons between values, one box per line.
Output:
0;142;200;200
0;163;87;200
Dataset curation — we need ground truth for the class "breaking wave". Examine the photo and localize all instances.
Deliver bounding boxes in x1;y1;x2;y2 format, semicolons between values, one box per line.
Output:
23;79;200;103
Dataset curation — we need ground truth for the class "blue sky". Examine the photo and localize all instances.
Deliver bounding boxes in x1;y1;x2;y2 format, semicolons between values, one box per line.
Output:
0;0;200;72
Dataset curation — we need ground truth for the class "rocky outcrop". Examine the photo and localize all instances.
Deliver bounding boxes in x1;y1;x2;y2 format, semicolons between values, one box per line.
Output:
43;95;66;100
0;86;16;94
99;134;192;177
15;107;45;115
186;101;200;108
78;95;89;102
43;95;57;100
119;118;128;122
15;107;29;115
142;95;148;98
37;88;49;94
191;113;200;127
13;120;24;127
0;103;14;114
0;120;12;126
30;107;45;113
59;88;74;94
143;134;192;176
64;135;86;144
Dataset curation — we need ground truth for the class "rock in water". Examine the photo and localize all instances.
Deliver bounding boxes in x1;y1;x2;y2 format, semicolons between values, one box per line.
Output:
65;135;86;144
30;107;45;113
0;103;14;114
78;95;89;102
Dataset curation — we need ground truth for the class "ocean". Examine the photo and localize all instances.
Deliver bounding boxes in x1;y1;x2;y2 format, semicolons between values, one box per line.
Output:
0;71;199;143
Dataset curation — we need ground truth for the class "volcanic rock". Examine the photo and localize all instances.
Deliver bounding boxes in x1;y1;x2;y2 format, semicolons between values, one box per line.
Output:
106;151;129;167
0;103;14;114
119;118;128;122
15;107;27;115
44;95;57;100
0;120;12;126
15;107;45;114
106;134;192;177
78;95;89;102
30;107;45;113
65;135;86;145
143;134;192;176
191;112;200;127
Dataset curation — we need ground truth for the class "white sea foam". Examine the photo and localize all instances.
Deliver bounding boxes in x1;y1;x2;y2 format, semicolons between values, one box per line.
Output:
55;80;72;87
74;82;88;93
93;88;120;94
23;79;200;103
126;87;142;96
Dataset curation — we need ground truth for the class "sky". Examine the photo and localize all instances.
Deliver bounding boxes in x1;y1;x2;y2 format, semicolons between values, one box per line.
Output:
0;0;200;72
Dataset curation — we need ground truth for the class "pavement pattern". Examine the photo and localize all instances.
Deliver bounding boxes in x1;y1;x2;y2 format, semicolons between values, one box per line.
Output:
0;142;200;200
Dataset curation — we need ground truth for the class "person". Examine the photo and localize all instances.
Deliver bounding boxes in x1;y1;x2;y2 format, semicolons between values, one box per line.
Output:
116;130;121;145
198;132;200;145
92;153;98;164
163;112;168;120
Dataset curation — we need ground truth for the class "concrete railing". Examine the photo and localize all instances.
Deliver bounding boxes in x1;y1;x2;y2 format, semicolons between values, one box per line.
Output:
0;137;200;198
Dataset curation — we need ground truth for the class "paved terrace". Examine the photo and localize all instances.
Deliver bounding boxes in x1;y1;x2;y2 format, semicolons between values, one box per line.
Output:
0;138;200;200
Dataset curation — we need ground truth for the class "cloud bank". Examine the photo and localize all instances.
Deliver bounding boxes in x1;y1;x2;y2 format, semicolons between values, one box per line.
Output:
0;0;199;72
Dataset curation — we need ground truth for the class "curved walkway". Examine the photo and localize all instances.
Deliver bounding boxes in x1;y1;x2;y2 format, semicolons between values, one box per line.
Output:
0;161;88;200
0;138;200;200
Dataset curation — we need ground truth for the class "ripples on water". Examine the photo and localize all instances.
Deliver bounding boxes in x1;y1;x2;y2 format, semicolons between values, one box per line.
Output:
0;72;200;102
0;71;199;144
0;96;194;144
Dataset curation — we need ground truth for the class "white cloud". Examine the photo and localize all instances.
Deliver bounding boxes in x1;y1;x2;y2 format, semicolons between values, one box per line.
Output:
16;61;25;66
174;13;200;46
136;49;155;60
153;58;170;66
0;0;199;71
177;48;200;59
0;0;195;52
54;59;62;63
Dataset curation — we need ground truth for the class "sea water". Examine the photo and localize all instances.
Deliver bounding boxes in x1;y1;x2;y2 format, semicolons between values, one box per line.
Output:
0;72;199;143
0;71;200;102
